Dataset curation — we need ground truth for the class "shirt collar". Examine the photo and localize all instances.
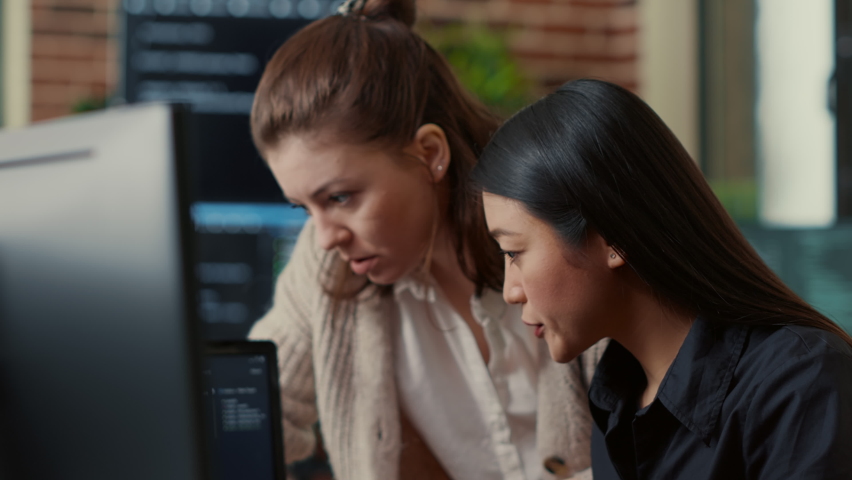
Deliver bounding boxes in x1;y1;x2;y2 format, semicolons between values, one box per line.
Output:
471;287;508;326
589;317;750;444
657;317;749;443
393;274;437;303
393;275;508;326
588;341;647;432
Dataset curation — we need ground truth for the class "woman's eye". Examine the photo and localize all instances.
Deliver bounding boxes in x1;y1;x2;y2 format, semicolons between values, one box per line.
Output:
290;203;311;215
329;193;351;205
500;250;517;260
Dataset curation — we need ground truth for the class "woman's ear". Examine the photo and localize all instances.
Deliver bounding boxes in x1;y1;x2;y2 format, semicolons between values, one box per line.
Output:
606;247;626;269
405;123;451;183
588;229;626;269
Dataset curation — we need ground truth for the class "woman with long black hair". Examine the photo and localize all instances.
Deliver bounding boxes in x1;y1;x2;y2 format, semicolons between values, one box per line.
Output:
473;78;852;479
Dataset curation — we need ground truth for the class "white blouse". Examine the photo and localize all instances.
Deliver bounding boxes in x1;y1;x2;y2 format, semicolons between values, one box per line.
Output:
393;276;541;480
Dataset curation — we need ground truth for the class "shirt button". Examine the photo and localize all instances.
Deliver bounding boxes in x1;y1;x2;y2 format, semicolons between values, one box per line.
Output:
543;456;569;476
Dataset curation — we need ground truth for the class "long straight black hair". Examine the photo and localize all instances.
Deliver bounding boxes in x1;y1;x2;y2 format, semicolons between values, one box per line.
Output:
472;79;852;346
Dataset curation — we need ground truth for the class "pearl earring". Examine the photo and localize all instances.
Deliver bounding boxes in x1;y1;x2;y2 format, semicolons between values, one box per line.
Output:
437;165;443;171
610;254;616;259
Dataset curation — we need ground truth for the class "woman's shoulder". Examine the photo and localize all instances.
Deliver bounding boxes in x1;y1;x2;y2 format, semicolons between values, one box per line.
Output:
746;323;852;360
717;323;852;478
736;323;852;392
727;324;852;451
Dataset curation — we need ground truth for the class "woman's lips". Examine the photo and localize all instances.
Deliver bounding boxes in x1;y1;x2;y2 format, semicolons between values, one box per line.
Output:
349;256;378;275
523;320;545;338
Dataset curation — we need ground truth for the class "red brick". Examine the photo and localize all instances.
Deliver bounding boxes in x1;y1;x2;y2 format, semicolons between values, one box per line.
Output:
509;0;555;5
32;7;112;36
513;49;637;63
31;0;118;12
519;56;636;83
579;31;612;56
31;58;111;84
604;5;636;31
568;0;634;7
32;34;109;61
537;23;635;34
510;29;637;58
32;82;106;107
602;30;637;57
104;42;119;90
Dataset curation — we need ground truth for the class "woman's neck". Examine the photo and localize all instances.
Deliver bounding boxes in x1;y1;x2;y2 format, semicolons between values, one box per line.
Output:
610;284;694;409
427;224;475;298
427;225;488;362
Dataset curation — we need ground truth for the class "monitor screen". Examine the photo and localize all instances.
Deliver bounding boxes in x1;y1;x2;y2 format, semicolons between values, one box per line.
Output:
192;202;307;340
0;103;207;480
119;8;315;341
202;341;286;480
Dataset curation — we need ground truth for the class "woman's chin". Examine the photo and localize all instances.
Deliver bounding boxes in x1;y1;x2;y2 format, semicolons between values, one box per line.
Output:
367;259;425;286
548;341;581;364
367;273;395;286
366;265;402;286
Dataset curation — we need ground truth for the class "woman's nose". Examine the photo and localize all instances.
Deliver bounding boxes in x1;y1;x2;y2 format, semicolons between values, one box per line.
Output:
314;215;351;251
503;271;527;305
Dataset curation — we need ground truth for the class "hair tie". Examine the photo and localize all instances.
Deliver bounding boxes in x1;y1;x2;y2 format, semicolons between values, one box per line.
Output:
337;0;367;16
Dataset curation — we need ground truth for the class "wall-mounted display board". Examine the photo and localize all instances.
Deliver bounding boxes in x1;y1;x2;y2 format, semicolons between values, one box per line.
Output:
120;0;329;339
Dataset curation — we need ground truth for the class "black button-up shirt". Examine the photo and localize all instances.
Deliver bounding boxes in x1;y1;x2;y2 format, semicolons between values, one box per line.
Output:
589;317;852;480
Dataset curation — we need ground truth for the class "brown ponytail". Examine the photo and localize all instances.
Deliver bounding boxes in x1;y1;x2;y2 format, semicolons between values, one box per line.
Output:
251;0;504;300
354;0;417;26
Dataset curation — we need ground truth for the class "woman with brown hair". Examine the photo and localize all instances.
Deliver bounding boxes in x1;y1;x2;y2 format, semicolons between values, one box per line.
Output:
475;78;852;479
247;1;604;479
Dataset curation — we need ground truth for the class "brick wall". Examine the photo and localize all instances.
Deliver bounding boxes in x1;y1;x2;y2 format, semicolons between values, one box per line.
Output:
418;0;638;94
30;0;118;122
28;0;636;121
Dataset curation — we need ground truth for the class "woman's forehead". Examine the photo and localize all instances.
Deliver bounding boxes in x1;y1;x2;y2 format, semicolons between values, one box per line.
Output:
267;136;414;199
482;193;535;230
269;135;384;170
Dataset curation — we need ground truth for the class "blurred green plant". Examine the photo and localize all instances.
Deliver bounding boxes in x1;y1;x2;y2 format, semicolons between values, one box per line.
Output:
418;22;534;118
71;95;109;114
709;178;758;223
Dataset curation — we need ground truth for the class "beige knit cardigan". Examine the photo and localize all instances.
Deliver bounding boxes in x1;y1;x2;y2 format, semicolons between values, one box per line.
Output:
249;220;607;480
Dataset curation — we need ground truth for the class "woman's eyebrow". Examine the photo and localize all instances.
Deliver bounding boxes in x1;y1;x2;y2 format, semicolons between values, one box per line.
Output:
287;178;351;204
309;178;348;200
489;228;519;239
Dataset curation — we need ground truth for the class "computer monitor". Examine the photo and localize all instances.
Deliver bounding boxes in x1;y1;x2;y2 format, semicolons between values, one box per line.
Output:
0;103;208;480
202;341;286;480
